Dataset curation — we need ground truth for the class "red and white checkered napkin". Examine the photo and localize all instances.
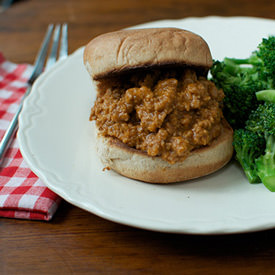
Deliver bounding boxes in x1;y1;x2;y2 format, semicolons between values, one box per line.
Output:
0;53;62;221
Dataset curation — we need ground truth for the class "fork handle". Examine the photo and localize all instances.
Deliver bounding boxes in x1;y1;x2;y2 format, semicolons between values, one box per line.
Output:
0;86;31;163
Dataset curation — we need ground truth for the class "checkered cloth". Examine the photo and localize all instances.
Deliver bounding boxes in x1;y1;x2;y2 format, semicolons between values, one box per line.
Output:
0;53;62;220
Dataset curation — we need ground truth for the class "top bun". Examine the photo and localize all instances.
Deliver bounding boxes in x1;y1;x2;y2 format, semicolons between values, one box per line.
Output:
84;28;213;80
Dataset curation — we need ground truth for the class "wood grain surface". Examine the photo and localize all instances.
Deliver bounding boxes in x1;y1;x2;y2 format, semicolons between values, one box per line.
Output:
1;0;275;274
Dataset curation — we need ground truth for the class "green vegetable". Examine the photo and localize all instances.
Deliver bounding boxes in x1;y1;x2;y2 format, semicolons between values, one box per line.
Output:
256;36;275;88
246;102;275;190
256;89;275;103
211;36;275;191
233;129;265;183
255;135;275;191
211;36;275;129
246;102;275;136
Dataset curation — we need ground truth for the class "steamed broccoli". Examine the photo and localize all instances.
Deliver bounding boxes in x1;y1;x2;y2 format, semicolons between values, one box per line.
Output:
253;36;275;87
229;36;275;88
246;102;275;135
211;36;275;129
246;102;275;191
233;129;265;183
256;89;275;103
211;36;275;190
256;135;275;191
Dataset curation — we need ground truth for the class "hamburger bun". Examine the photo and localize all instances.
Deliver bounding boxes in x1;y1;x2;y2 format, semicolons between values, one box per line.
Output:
95;120;233;183
83;28;213;80
84;28;233;184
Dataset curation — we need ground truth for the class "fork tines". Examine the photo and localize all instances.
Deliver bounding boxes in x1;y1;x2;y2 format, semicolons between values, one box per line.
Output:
28;23;68;85
0;23;68;163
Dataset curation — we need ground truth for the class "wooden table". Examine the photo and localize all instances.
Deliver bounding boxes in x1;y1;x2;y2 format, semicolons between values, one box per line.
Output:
1;0;275;274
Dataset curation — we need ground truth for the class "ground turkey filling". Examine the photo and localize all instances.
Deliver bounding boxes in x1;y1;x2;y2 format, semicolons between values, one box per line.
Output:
90;68;224;164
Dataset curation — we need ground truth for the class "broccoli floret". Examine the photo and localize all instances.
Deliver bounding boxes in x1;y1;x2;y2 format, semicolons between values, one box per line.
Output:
227;36;275;88
246;102;275;136
246;102;275;190
256;36;275;87
210;36;275;129
233;129;265;183
211;60;261;128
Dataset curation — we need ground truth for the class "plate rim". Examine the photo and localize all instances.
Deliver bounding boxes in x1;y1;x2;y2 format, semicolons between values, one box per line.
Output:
18;16;275;234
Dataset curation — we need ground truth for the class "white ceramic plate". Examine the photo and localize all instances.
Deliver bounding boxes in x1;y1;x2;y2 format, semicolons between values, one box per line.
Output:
18;16;275;234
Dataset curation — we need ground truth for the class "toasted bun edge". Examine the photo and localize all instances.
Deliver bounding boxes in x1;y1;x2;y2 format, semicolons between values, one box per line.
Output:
94;121;233;183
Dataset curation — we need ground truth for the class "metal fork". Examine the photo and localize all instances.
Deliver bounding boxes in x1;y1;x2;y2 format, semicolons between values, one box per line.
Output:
0;23;68;163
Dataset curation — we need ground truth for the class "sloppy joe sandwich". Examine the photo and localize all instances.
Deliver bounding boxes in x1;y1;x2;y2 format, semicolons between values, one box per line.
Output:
84;28;233;183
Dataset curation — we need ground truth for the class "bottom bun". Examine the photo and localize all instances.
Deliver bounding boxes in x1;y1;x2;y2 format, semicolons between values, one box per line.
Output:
94;121;233;183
